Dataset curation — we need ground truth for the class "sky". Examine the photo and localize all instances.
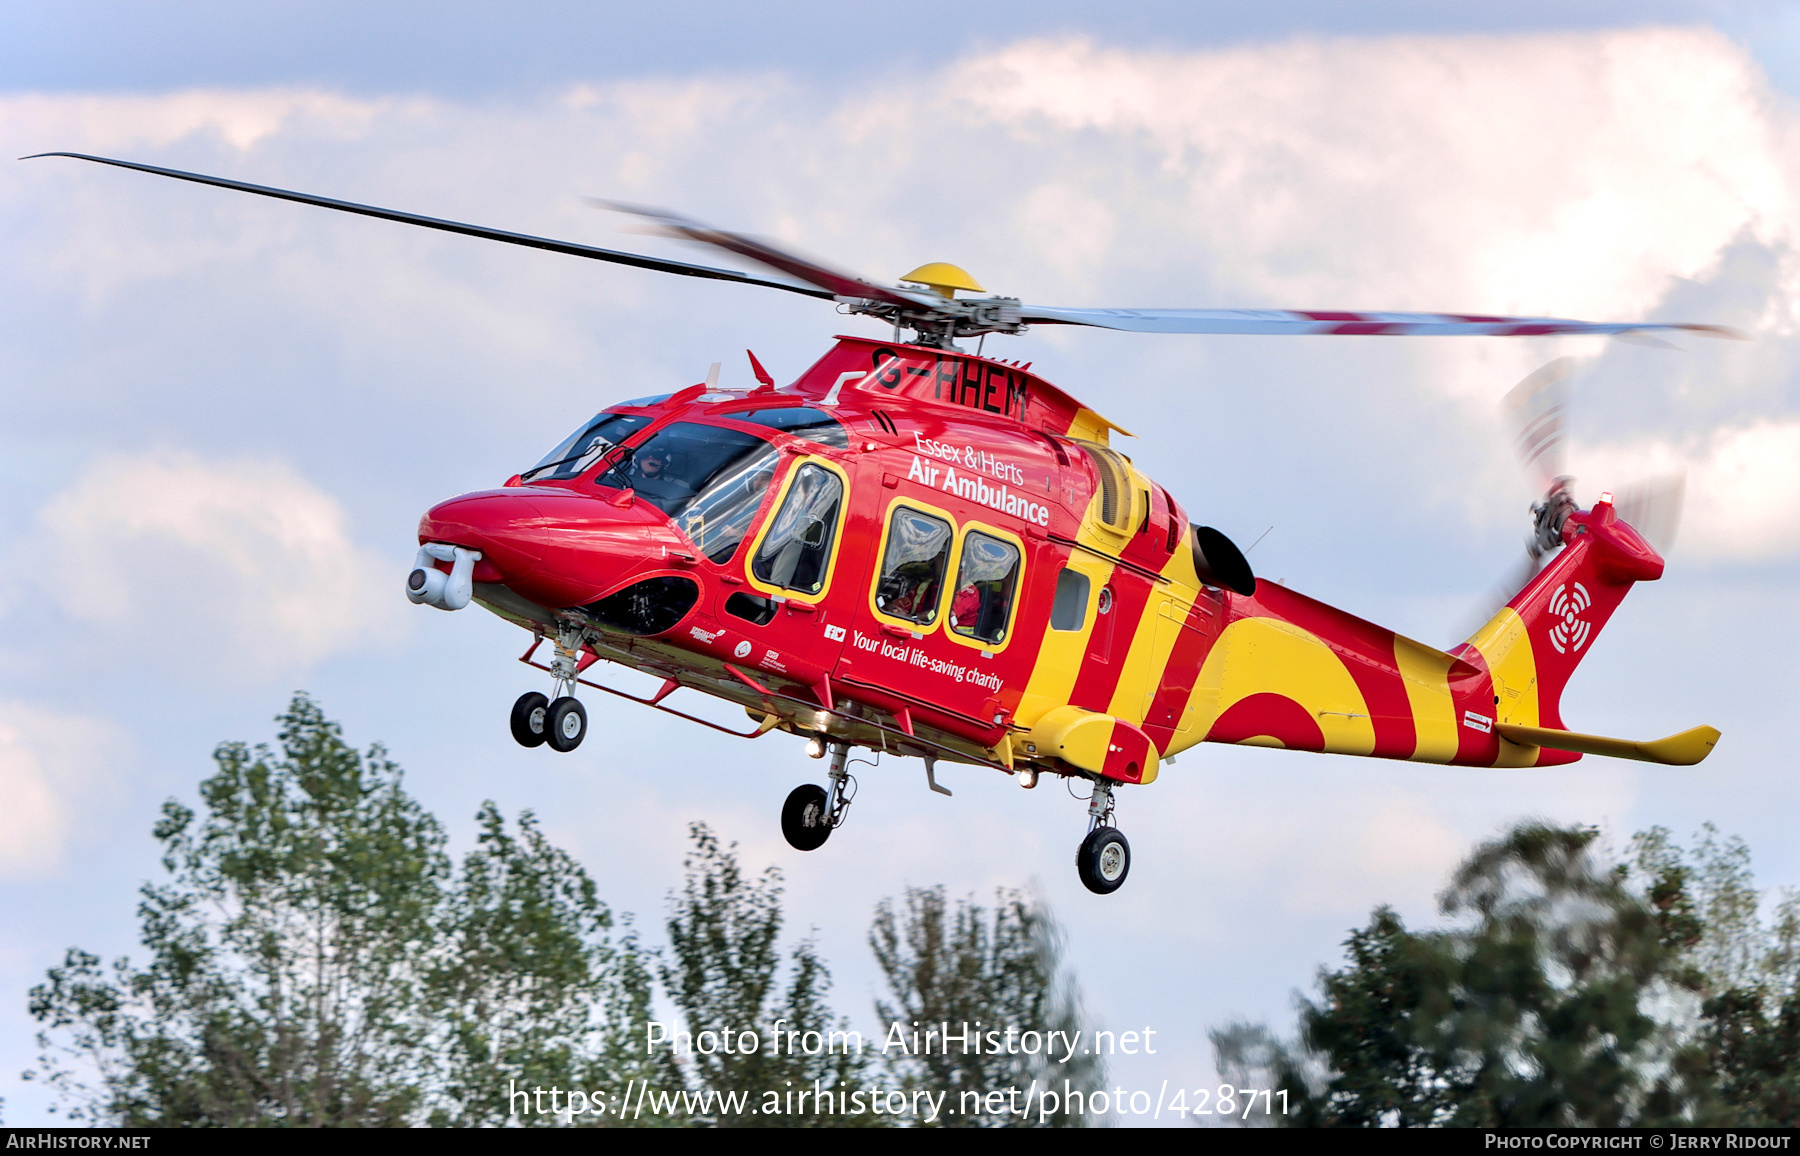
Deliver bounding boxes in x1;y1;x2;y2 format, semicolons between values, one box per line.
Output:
3;0;1798;1127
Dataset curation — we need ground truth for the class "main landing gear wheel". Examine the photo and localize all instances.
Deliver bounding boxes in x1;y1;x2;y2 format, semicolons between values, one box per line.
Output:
545;696;587;752
510;692;550;748
782;784;832;851
1077;827;1131;895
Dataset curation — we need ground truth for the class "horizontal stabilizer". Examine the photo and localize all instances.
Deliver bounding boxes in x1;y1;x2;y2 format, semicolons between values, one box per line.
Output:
1494;722;1720;766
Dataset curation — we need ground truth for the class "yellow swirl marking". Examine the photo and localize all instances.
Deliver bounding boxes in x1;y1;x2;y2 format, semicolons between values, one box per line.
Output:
1191;617;1376;756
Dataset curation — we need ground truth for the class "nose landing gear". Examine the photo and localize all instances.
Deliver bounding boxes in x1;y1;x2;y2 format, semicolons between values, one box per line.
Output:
1075;777;1130;894
781;740;855;851
511;623;589;752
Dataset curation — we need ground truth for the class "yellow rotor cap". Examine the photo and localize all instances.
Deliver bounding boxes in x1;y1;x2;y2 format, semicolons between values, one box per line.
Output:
900;262;985;299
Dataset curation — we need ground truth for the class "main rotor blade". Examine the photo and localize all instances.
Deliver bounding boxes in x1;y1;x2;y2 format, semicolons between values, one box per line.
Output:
24;152;837;302
1018;305;1741;339
593;200;934;310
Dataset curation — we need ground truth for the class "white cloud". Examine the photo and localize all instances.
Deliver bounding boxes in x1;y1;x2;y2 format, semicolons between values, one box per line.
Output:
8;89;389;154
0;703;125;880
33;450;398;675
1690;420;1800;556
6;29;1795;365
3;31;1793;584
1574;418;1800;559
951;30;1798;322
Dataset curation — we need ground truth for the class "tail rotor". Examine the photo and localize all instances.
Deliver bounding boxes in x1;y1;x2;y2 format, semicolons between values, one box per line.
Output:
1460;357;1685;644
1503;356;1579;565
1614;472;1685;556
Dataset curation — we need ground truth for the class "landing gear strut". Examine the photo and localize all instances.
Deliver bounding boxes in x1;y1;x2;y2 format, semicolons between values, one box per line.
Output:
511;622;588;752
782;740;854;851
1075;777;1130;894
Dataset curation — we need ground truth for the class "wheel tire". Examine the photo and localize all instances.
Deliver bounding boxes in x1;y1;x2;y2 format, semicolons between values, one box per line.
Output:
545;696;587;752
1077;826;1131;894
510;692;550;748
781;784;832;851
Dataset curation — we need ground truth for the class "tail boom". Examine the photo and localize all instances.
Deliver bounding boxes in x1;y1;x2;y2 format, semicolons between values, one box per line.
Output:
1176;496;1706;769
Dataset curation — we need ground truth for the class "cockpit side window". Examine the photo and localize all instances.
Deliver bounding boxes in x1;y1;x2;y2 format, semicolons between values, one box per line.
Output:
677;441;782;564
726;407;850;449
524;413;651;481
750;463;844;595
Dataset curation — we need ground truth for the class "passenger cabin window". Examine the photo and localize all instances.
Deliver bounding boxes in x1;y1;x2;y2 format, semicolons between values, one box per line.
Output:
524;413;651;481
950;532;1021;645
1051;568;1089;631
874;508;952;625
751;463;843;595
728;407;850;449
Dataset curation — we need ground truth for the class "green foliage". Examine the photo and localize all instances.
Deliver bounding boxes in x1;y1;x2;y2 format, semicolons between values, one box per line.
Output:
1219;823;1718;1127
28;694;657;1127
27;694;1112;1130
1702;986;1800;1126
1630;825;1798;996
1220;821;1800;1128
660;823;869;1126
869;886;1102;1127
1631;825;1800;1127
429;802;672;1126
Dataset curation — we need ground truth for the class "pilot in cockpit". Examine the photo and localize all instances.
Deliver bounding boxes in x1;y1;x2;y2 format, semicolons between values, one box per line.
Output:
629;446;693;504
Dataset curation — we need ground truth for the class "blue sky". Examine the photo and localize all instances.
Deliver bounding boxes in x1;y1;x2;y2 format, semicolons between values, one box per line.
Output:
3;1;1797;1126
4;2;1796;98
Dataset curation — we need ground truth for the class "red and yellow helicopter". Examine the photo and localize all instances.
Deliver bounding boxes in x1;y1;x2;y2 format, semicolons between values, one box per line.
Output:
35;152;1727;894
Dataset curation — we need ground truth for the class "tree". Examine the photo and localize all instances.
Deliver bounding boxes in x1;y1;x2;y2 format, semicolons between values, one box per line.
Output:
28;694;658;1126
1629;824;1799;997
1215;823;1719;1127
428;802;672;1126
659;823;869;1126
869;886;1102;1126
1631;825;1800;1126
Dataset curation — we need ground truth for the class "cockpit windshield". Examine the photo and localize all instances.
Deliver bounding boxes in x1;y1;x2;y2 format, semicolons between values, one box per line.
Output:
597;421;782;563
524;412;652;482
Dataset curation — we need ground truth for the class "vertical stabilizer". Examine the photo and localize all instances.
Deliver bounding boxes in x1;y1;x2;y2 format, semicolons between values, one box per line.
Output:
1454;496;1664;757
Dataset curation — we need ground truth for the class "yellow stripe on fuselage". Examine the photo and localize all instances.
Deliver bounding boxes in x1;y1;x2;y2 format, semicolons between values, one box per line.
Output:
1016;477;1118;731
1014;546;1115;729
1466;606;1541;767
1394;635;1459;763
1104;549;1197;725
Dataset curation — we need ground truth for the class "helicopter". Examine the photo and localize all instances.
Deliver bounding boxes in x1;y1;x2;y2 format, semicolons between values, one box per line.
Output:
31;152;1728;895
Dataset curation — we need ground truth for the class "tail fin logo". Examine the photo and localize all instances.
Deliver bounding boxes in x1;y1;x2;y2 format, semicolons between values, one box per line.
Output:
1547;582;1592;654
